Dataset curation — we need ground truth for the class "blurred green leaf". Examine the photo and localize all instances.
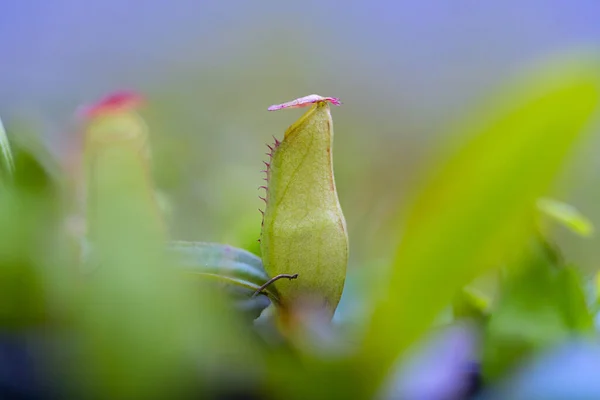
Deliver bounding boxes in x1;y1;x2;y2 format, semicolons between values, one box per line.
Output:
0;116;15;179
555;266;593;332
0;146;62;327
170;241;269;290
84;239;274;311
537;197;594;237
595;272;600;306
482;236;593;380
169;240;273;319
453;287;490;322
360;58;600;392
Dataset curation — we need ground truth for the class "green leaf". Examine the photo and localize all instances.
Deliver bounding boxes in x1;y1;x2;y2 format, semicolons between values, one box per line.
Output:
537;197;594;237
359;57;600;391
169;240;278;302
261;99;348;320
482;236;593;380
0;116;15;179
555;266;593;332
0;147;62;327
453;287;490;321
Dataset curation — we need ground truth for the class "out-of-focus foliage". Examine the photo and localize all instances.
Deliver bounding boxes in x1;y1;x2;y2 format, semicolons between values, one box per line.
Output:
76;105;266;399
0;117;14;180
453;288;490;322
482;235;593;381
169;241;272;320
359;58;600;394
537;197;595;237
1;53;600;400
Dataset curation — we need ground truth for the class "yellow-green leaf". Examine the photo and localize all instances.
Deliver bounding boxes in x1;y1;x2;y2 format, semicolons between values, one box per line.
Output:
359;57;600;392
453;287;491;321
537;197;594;237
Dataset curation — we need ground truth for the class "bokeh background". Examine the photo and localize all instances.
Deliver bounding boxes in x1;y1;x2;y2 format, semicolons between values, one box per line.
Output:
2;0;600;292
